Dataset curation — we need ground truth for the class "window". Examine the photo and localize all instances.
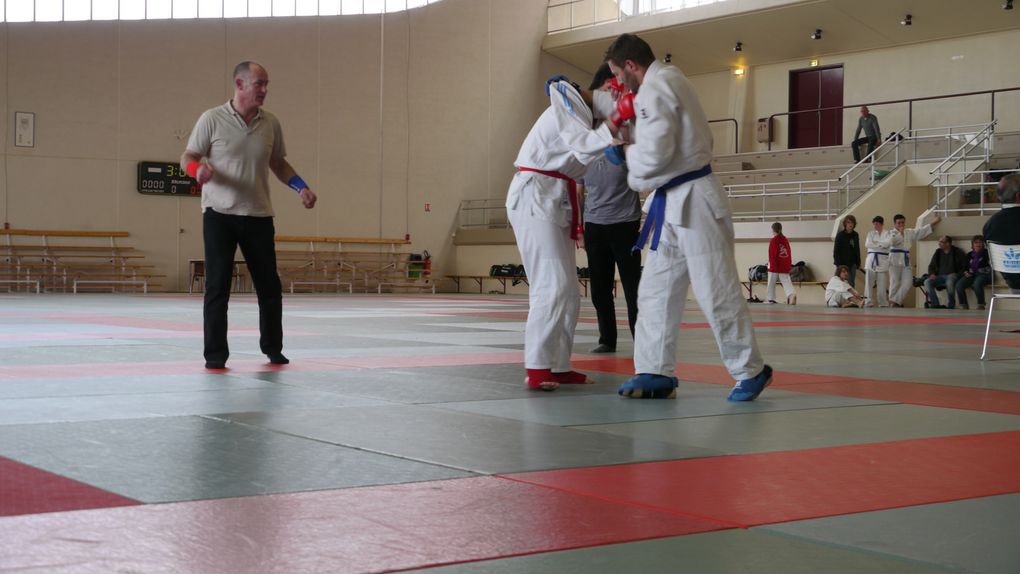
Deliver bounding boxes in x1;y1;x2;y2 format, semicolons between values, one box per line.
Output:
1;0;444;21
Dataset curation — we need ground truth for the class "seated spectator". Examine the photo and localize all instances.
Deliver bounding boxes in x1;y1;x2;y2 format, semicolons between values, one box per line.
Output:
983;172;1020;292
955;235;992;310
923;235;968;309
825;265;865;308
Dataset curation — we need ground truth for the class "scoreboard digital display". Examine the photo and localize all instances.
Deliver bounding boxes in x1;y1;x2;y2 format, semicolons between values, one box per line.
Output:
137;161;200;197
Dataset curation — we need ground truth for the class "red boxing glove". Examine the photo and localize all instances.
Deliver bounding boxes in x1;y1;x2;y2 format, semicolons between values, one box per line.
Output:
609;77;627;94
610;93;636;128
185;161;202;179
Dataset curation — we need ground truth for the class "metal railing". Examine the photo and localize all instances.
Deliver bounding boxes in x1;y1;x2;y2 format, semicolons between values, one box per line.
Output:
727;122;996;221
930;169;1015;216
458;125;1000;227
928;121;1002;216
768;87;1020;150
708;118;739;154
458;198;509;229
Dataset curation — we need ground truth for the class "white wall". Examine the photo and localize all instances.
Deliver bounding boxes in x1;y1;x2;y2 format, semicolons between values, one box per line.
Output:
734;29;1020;152
0;0;590;291
686;29;1020;153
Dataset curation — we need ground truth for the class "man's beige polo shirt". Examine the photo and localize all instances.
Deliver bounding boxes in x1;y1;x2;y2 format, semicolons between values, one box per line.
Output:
186;101;286;217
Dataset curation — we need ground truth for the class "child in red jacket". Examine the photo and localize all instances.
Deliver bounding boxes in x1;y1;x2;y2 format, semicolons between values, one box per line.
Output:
767;222;797;304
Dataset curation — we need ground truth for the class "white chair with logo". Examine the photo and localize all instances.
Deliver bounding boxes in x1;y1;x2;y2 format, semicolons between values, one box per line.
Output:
980;242;1020;360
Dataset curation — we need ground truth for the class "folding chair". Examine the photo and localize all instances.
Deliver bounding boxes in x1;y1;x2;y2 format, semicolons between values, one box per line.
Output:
979;242;1020;360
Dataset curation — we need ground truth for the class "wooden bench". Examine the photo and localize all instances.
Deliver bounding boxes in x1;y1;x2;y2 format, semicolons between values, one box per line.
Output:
447;274;615;297
275;235;432;294
1;229;160;293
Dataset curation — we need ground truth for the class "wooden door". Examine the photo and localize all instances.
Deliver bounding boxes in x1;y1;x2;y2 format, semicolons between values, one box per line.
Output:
789;65;844;148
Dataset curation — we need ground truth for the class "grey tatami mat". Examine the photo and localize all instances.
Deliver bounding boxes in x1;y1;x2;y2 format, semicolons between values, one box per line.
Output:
0;416;471;503
575;403;1020;454
436;382;892;426
0;386;389;425
0;372;273;400
763;494;1020;574
414;528;957;574
221;404;720;474
250;367;607;404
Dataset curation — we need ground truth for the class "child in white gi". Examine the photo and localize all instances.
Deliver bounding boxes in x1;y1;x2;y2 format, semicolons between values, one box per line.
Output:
888;212;939;307
826;265;865;308
864;215;892;307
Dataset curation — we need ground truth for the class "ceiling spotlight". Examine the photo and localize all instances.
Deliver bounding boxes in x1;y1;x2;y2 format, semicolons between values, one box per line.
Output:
901;14;912;26
810;29;822;40
1005;0;1013;10
734;41;743;52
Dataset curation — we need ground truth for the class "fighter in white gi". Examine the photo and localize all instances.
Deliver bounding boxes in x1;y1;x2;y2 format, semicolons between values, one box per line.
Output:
888;212;939;307
603;33;772;401
507;77;619;391
864;215;893;307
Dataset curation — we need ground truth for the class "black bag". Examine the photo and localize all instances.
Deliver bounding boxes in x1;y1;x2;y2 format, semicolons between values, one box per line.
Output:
789;261;812;282
748;264;768;282
577;267;590;279
490;264;517;277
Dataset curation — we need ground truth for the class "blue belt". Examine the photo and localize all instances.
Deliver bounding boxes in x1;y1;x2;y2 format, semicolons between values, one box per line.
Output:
633;164;713;252
867;251;888;269
891;248;909;266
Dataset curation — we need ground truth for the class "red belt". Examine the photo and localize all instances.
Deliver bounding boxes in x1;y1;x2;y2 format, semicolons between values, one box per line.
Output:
517;167;582;240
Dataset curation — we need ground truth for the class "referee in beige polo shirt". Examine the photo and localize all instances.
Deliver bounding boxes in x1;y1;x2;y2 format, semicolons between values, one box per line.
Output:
182;61;317;370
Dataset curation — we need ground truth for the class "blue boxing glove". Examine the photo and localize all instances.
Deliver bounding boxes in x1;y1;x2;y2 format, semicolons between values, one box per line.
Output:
604;144;626;165
545;75;570;96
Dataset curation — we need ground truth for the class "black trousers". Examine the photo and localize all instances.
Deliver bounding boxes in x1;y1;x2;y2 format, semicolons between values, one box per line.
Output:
583;220;642;347
203;209;283;363
852;137;877;162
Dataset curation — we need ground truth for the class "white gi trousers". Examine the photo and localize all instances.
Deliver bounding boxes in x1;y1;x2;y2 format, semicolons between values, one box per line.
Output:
888;264;913;304
507;175;579;371
633;192;763;381
766;272;796;303
864;253;890;307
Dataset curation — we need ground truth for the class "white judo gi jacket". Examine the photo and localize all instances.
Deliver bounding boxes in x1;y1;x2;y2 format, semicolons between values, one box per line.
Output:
864;228;893;306
888;223;933;304
506;81;613;370
865;229;893;272
625;61;763;381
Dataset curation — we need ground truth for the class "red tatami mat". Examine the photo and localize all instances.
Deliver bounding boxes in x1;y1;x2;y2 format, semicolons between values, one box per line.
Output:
0;457;140;517
0;476;722;573
788;379;1020;416
506;431;1020;529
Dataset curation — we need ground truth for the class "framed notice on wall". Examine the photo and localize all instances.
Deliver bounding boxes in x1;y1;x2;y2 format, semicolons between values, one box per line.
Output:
15;112;34;147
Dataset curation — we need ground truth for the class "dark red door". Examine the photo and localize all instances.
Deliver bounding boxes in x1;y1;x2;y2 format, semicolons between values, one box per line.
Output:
789;65;844;149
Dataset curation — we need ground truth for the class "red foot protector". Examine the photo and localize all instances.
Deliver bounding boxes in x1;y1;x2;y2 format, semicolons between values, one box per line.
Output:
507;431;1020;528
0;476;723;572
0;457;140;517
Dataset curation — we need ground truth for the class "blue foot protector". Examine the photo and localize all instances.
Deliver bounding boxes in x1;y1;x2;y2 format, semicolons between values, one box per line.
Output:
618;373;679;399
727;364;773;402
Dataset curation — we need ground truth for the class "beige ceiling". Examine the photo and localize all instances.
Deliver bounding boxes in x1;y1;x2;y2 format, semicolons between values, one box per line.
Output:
543;0;1020;76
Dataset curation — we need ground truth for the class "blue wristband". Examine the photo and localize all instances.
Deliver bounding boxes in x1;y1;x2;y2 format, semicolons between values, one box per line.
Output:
604;144;626;165
287;175;308;194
